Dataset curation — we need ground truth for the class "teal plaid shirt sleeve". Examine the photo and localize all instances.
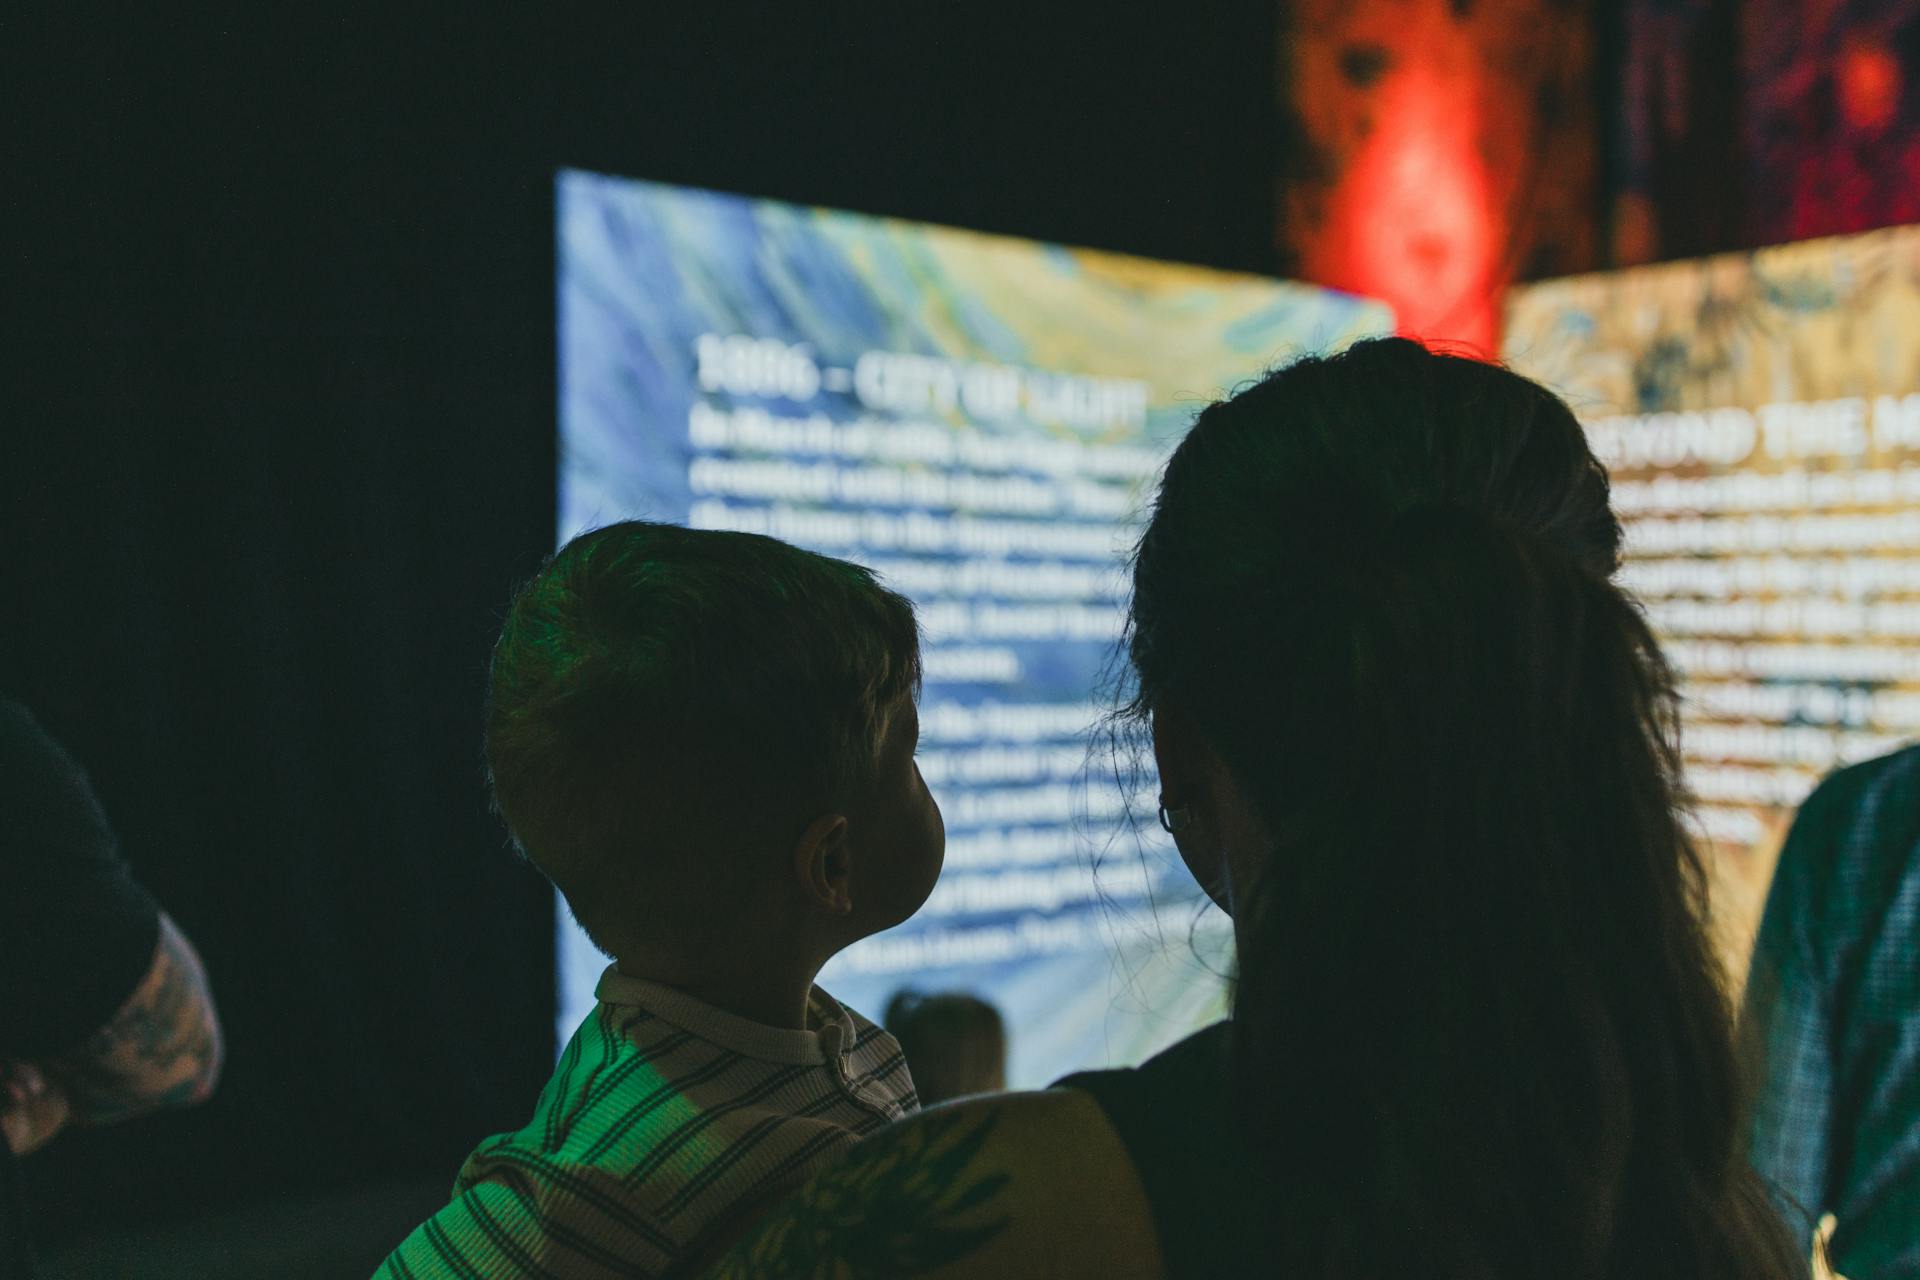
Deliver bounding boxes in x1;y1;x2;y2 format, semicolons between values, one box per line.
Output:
1742;745;1920;1279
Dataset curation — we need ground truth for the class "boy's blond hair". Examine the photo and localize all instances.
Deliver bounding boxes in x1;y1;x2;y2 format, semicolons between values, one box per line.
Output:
484;520;920;952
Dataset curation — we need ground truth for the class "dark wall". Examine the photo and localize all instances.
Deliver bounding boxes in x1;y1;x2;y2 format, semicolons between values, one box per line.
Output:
7;13;563;1245
4;7;1280;1244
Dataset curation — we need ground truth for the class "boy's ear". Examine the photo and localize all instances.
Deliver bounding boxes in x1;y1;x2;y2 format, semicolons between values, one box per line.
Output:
792;813;854;915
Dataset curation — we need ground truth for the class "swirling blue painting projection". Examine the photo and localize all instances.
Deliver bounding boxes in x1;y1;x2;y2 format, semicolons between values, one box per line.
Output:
557;168;1392;1085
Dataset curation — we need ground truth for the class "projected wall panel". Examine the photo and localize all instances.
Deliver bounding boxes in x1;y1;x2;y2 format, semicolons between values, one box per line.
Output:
557;168;1392;1085
1505;224;1920;985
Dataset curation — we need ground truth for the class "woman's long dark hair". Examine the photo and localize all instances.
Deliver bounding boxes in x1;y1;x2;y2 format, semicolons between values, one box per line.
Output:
1121;338;1801;1278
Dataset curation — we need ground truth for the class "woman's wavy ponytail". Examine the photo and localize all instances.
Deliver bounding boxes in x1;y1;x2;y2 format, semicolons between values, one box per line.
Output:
1122;339;1802;1279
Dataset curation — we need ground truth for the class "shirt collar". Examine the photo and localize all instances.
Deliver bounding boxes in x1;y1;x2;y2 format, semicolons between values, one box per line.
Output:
593;964;857;1066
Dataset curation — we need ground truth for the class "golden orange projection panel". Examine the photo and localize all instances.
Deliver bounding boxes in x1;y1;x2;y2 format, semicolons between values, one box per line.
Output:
1505;224;1920;991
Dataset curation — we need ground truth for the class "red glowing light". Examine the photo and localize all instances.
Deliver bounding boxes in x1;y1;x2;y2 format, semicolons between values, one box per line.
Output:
1304;64;1500;355
1839;38;1902;131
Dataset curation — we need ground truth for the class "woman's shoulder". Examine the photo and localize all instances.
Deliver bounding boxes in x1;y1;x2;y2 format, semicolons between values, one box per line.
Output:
702;1088;1165;1279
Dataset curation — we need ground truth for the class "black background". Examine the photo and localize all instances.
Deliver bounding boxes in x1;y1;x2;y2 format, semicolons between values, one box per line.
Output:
3;6;1282;1245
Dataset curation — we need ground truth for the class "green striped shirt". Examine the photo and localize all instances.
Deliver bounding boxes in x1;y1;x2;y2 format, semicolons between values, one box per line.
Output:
377;966;917;1278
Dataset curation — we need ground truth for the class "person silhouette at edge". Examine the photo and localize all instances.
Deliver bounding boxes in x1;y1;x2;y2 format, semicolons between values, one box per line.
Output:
1;698;223;1277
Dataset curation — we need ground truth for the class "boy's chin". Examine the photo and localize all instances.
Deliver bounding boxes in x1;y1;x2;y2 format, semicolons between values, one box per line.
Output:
855;905;917;938
855;890;935;938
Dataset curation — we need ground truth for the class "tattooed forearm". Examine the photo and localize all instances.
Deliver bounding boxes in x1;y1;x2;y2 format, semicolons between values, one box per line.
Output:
48;913;222;1124
707;1107;1011;1279
1;1062;73;1156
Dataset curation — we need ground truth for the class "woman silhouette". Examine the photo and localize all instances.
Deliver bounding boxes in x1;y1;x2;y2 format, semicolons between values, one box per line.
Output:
703;338;1804;1280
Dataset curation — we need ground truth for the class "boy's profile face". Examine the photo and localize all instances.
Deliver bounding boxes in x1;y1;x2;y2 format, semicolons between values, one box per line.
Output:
848;698;944;934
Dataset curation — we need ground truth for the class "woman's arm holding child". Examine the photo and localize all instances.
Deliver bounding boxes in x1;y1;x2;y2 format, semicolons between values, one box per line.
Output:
701;1089;1165;1280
